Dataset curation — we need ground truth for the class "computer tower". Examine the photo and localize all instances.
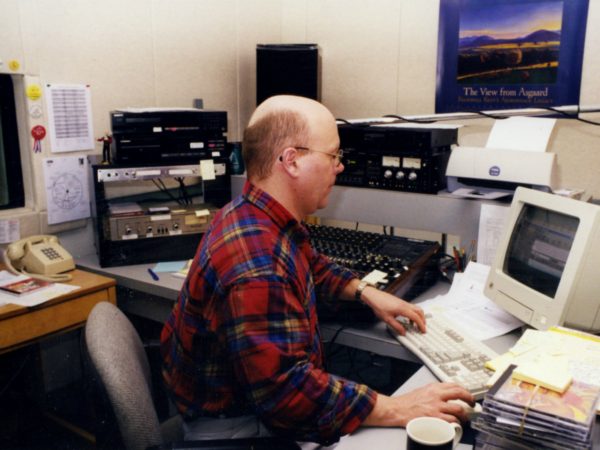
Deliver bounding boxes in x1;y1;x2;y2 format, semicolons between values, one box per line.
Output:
256;44;320;105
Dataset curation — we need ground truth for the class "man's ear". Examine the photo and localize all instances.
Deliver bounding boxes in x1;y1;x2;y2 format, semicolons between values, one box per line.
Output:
278;147;301;178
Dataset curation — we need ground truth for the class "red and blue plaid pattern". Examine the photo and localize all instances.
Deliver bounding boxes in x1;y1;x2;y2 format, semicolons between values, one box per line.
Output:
161;182;376;444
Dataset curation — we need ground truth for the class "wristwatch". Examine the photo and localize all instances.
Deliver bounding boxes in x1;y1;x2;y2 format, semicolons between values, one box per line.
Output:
355;280;372;303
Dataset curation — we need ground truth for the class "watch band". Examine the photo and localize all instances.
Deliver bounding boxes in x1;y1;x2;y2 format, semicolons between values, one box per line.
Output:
355;280;371;303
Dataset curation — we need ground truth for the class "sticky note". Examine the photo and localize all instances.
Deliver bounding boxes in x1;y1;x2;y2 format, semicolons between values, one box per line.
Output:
200;159;216;181
512;357;572;393
195;209;210;217
362;270;387;285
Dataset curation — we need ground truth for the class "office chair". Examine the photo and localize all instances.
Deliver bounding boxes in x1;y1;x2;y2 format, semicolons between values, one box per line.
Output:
84;301;183;450
84;302;300;450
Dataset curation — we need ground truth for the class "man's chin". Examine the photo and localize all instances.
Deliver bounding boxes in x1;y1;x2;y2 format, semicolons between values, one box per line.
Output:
315;186;335;210
317;199;330;210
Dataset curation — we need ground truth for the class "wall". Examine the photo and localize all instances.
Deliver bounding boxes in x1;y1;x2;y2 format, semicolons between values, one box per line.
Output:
1;0;600;246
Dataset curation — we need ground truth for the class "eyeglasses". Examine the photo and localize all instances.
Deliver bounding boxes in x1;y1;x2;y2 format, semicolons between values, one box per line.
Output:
294;146;344;167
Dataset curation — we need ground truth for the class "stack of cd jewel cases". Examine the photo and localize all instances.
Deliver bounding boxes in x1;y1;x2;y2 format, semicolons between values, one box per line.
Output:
472;365;600;450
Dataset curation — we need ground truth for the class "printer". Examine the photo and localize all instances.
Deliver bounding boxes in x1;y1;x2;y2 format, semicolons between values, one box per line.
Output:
446;117;558;195
446;145;557;195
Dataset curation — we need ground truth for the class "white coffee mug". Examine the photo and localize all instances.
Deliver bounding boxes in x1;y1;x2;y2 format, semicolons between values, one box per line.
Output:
406;417;463;450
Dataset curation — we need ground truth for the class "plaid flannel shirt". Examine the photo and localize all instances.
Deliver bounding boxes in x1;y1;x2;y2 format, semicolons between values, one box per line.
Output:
160;181;376;444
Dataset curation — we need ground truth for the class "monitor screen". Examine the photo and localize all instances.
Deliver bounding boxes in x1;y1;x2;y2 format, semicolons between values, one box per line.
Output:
505;205;578;298
0;74;25;210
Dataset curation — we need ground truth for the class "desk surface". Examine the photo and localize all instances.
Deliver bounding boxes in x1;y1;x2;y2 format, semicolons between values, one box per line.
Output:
77;253;516;361
0;267;116;353
303;367;473;450
77;254;434;361
77;253;521;450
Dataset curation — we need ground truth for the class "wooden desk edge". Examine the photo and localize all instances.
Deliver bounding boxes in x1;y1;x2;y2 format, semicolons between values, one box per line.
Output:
0;267;117;353
0;268;116;319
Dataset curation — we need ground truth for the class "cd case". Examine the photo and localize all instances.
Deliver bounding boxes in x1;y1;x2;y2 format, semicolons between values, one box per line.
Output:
0;278;51;295
472;364;600;450
487;364;599;428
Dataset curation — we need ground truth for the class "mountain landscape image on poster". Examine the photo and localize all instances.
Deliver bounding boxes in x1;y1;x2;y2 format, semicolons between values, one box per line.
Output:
457;1;564;84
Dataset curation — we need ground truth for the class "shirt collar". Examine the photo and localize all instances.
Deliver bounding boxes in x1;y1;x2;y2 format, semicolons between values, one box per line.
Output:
242;181;309;240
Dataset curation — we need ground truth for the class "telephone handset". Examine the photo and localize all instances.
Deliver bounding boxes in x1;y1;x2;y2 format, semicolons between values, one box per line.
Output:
3;235;75;282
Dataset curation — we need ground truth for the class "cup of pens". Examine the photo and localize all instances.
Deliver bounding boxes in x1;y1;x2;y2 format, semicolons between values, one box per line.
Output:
453;240;476;273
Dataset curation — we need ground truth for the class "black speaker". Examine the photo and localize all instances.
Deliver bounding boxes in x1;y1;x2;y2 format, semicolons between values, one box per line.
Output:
256;44;320;105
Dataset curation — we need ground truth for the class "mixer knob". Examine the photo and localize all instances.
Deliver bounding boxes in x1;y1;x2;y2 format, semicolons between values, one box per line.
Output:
396;171;405;180
384;170;393;179
408;171;417;181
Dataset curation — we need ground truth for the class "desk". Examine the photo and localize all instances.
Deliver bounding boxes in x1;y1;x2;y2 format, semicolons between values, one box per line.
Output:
77;254;527;449
299;367;471;450
77;253;426;361
327;349;515;449
0;267;117;354
77;255;516;364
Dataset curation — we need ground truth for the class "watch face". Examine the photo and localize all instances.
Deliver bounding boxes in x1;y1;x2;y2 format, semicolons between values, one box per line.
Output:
356;281;369;301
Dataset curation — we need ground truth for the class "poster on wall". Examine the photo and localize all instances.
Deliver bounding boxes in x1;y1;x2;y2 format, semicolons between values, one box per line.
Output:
435;0;589;113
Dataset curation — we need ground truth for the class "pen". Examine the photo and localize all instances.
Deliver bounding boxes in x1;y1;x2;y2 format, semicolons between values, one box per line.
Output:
148;268;159;281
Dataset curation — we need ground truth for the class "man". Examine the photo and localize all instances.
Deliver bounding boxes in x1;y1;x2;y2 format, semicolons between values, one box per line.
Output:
160;95;474;445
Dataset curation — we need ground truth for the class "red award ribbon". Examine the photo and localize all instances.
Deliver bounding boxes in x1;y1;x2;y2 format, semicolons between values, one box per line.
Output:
31;125;46;153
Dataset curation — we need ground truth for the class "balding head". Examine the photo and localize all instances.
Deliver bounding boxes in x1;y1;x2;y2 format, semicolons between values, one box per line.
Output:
242;95;336;181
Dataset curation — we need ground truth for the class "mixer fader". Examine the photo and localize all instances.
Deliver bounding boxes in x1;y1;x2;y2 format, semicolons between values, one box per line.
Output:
307;223;440;300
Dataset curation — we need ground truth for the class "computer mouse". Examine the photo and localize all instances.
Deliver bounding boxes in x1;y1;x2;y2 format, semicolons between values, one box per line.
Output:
448;399;482;421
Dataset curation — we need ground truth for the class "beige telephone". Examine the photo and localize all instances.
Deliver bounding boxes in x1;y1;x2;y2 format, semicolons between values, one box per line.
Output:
3;235;75;282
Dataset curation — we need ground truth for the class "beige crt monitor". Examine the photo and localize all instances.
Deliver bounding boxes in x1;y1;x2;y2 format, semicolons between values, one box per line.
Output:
484;187;600;332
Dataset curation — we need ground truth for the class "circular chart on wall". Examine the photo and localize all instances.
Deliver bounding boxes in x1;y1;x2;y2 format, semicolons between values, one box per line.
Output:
51;172;84;210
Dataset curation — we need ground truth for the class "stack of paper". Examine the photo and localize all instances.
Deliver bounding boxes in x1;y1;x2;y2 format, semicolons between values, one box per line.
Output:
151;260;193;279
0;271;79;307
416;262;523;341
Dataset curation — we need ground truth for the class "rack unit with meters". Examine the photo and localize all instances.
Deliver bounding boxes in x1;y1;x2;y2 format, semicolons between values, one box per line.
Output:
90;159;230;267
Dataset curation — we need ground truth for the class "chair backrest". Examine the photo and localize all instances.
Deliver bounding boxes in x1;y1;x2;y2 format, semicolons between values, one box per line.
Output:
85;301;163;450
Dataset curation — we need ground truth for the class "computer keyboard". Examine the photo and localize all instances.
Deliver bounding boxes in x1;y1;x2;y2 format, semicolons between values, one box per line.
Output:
390;312;498;399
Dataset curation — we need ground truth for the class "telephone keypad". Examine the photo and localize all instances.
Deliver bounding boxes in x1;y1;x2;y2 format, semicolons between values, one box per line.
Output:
42;247;63;260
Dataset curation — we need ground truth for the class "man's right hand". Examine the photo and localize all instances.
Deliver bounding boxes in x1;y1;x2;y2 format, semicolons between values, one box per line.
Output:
362;382;475;427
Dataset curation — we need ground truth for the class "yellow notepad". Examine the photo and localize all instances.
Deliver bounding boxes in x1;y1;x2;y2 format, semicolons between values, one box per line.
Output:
511;357;573;393
485;327;600;411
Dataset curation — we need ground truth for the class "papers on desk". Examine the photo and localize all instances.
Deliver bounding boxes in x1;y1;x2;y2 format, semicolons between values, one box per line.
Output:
0;271;79;307
450;188;511;200
417;262;523;341
150;260;192;279
486;327;600;392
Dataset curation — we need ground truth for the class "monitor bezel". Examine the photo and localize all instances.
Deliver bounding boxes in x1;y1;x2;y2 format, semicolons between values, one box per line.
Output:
485;187;600;330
